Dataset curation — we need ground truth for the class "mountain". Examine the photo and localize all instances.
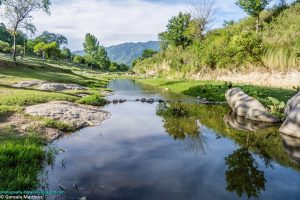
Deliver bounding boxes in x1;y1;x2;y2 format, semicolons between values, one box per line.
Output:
73;41;160;66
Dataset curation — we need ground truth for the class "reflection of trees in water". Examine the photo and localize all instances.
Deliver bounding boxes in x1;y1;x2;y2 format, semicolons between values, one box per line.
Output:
157;103;207;155
225;147;266;199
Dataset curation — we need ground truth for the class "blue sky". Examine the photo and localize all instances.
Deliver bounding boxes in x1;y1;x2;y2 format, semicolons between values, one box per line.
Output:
29;0;279;50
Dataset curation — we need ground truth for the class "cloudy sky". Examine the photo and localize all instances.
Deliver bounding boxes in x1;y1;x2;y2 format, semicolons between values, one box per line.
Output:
31;0;248;50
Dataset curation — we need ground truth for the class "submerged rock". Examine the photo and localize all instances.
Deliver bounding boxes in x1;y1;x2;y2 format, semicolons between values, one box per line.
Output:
280;92;300;137
225;88;280;123
25;101;110;129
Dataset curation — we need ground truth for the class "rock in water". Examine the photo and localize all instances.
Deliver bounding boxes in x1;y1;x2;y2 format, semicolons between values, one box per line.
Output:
280;92;300;137
225;88;280;122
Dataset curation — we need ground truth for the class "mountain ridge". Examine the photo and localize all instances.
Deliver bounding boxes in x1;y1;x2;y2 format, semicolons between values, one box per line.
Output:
73;41;160;66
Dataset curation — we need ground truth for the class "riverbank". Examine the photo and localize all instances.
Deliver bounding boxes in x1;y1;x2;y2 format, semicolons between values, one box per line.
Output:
0;57;111;190
136;78;296;109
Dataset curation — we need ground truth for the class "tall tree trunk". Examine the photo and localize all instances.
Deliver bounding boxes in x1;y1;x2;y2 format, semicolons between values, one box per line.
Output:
256;16;260;34
23;38;26;57
13;33;16;61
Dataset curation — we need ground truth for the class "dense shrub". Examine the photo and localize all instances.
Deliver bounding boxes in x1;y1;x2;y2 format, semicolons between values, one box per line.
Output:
0;40;12;53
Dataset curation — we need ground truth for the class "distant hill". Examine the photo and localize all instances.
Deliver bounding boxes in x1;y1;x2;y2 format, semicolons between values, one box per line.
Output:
73;41;160;66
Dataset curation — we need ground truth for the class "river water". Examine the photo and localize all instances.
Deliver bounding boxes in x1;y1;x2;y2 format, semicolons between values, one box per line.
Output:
44;79;300;200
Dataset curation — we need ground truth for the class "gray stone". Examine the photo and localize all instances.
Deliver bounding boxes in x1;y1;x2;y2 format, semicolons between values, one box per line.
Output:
280;91;300;138
225;88;280;122
25;101;110;129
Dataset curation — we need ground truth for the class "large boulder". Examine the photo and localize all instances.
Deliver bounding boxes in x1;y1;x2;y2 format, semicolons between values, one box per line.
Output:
279;92;300;137
225;88;280;123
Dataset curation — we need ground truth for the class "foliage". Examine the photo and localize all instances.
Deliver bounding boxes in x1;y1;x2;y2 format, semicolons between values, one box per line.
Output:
159;12;192;49
61;47;72;61
0;40;11;53
83;33;111;69
266;97;286;117
95;46;110;70
236;0;271;17
73;55;86;64
77;94;107;106
33;42;61;59
227;31;264;66
35;31;68;46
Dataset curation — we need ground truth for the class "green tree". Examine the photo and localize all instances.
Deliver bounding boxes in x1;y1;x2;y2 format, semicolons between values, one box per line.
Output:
33;41;60;60
83;33;100;67
61;47;72;61
159;12;192;49
36;31;67;46
1;0;51;61
236;0;271;33
95;46;110;70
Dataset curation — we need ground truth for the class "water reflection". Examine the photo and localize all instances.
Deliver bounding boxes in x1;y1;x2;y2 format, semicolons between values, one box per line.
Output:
156;102;207;154
281;134;300;164
225;147;266;198
224;111;278;132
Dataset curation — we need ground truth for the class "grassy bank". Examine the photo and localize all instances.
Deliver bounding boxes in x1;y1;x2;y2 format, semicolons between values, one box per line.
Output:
136;78;296;114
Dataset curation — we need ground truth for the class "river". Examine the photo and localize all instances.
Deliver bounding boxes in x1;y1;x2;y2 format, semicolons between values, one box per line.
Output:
43;79;300;200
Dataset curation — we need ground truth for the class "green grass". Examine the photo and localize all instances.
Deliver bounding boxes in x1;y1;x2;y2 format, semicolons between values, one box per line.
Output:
0;130;52;190
39;117;75;132
77;94;107;106
137;78;296;104
0;106;21;118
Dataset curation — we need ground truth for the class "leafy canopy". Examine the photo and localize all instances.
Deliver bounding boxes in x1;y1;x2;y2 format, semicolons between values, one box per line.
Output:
159;12;192;49
236;0;271;17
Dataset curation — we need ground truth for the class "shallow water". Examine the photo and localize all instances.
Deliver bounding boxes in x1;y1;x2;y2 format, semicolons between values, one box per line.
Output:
44;79;300;200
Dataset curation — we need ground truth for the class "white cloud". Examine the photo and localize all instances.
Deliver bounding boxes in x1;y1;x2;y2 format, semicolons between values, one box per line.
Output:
32;0;189;50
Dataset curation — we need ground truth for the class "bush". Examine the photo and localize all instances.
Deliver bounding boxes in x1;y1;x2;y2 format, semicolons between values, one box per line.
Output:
227;31;264;66
77;94;107;106
73;55;86;64
0;40;12;53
